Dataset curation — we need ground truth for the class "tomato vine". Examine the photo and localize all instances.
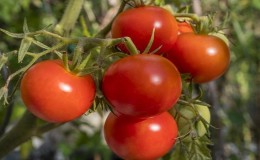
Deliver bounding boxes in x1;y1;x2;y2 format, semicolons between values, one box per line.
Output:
0;0;232;159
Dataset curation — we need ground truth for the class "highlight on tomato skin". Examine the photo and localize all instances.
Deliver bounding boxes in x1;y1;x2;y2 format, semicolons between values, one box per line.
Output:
111;6;178;54
165;33;230;83
102;53;182;118
20;60;96;123
104;112;178;160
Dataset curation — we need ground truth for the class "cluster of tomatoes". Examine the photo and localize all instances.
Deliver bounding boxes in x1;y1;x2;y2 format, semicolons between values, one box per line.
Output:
19;4;230;160
103;5;230;159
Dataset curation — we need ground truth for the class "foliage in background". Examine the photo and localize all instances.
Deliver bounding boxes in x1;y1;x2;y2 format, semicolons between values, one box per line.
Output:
0;0;259;160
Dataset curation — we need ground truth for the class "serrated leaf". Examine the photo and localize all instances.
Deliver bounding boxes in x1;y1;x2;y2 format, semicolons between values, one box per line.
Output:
170;142;189;160
18;37;32;62
171;136;212;160
23;18;30;33
0;28;25;38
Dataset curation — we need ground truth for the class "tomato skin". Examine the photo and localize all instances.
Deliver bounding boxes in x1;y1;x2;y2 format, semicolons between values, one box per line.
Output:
20;60;96;123
104;112;178;160
102;54;182;117
165;33;230;83
177;22;194;35
112;6;178;54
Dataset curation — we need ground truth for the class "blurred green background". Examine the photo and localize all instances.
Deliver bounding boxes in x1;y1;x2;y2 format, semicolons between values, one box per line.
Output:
0;0;259;160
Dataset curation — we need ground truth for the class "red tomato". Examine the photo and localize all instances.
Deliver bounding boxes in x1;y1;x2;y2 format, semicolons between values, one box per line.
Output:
20;60;96;123
177;22;194;35
102;54;182;117
112;6;178;54
165;33;230;83
104;112;178;160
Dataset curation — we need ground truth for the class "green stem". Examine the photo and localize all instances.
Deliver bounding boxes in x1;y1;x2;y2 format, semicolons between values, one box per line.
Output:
5;42;66;90
54;0;85;35
0;111;61;158
174;13;201;23
123;37;139;55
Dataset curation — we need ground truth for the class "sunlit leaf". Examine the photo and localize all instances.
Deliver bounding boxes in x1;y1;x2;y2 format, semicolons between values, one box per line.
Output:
23;18;29;33
0;28;24;38
18;37;32;63
0;54;8;70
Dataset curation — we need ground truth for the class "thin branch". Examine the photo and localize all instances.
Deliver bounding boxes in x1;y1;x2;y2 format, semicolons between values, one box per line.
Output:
95;1;127;38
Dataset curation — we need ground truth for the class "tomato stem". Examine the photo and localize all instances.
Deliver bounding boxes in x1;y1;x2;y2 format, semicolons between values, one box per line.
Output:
62;53;71;72
54;0;85;35
123;37;139;55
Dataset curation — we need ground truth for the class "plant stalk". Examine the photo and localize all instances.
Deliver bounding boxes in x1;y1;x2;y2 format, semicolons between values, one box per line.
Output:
54;0;85;35
0;111;60;158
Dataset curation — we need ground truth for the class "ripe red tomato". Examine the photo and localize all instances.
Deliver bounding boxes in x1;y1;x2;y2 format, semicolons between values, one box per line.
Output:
104;112;178;160
177;22;194;35
165;33;230;83
102;54;182;117
112;6;178;54
20;60;96;123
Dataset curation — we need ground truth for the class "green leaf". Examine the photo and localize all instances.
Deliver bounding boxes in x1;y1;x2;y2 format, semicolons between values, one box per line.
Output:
171;136;212;160
31;39;62;58
0;28;24;38
0;86;8;104
0;54;8;70
23;18;29;33
18;37;32;63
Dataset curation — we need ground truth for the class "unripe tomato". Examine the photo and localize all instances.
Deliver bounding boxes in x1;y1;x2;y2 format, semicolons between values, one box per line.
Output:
104;112;178;160
102;54;182;117
112;6;178;54
20;60;96;123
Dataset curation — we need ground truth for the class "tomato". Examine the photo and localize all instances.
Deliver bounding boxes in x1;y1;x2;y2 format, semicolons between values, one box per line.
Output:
165;33;230;83
112;6;178;54
102;54;182;117
176;104;211;140
177;22;194;35
104;112;178;160
20;60;96;123
209;31;230;46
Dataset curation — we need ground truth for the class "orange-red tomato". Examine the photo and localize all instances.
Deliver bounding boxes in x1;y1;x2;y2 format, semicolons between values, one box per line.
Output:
165;33;230;83
20;60;96;123
104;112;178;160
177;22;194;35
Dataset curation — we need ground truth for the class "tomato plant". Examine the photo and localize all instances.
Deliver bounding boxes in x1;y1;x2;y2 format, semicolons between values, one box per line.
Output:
102;53;182;117
112;6;178;54
20;60;96;123
104;112;178;160
175;104;211;140
165;33;230;83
